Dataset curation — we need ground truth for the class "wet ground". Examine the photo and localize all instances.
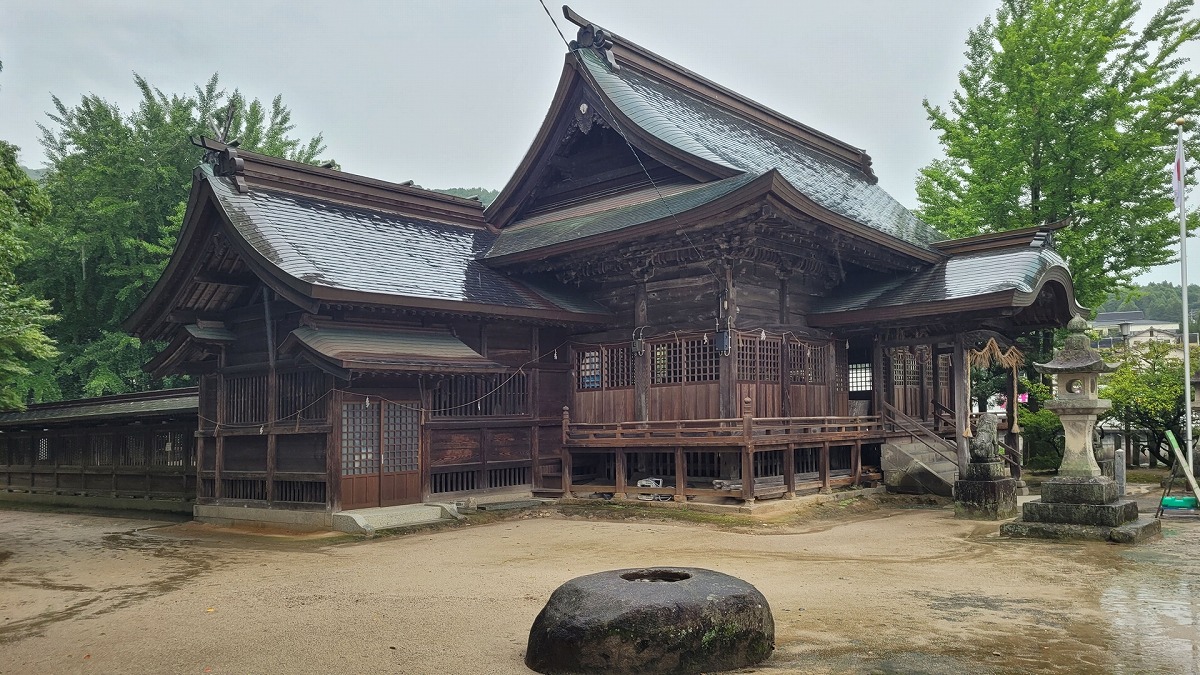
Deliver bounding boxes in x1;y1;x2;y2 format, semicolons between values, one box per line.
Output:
0;491;1196;674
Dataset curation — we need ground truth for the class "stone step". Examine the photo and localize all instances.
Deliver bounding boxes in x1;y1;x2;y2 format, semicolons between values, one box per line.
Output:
332;503;455;535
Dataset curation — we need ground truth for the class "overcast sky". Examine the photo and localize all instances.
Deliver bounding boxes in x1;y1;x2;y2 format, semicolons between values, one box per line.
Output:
1;0;1196;285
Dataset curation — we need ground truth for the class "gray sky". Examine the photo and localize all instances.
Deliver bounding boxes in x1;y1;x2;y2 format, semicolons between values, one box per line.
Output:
0;0;1196;285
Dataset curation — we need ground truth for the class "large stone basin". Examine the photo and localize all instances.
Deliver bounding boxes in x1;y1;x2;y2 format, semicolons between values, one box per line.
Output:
525;567;774;674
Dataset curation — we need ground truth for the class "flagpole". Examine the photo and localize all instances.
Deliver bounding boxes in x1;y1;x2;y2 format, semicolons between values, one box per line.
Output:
1177;117;1193;471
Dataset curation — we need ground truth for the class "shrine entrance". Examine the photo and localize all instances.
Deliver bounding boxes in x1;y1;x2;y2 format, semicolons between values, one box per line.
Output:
339;397;422;510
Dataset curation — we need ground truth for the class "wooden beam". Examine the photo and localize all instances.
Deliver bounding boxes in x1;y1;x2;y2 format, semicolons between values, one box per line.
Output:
195;271;257;287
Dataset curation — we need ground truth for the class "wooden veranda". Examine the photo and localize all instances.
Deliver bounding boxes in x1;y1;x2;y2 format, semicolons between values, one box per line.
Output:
561;398;889;502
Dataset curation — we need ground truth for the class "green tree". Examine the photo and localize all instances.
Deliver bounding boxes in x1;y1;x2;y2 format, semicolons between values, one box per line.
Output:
14;73;325;401
917;0;1200;306
1102;340;1198;466
433;187;500;207
0;139;58;409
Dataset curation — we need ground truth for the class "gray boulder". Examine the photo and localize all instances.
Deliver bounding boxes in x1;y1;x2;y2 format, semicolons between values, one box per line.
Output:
525;567;774;674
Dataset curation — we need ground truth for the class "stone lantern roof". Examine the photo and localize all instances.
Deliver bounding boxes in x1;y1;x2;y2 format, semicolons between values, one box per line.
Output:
1034;316;1116;374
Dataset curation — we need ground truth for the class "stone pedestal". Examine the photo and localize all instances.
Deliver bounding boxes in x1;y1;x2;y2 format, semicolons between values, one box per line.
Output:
1001;476;1161;543
954;478;1017;520
955;460;1018;520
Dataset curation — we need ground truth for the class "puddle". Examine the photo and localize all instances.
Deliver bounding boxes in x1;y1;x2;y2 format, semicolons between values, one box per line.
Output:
1100;527;1200;673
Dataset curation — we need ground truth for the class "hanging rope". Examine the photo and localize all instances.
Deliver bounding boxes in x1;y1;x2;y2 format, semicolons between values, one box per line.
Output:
965;338;1026;438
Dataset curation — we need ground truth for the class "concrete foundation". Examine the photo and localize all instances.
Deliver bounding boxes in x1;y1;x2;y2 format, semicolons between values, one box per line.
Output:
193;504;332;531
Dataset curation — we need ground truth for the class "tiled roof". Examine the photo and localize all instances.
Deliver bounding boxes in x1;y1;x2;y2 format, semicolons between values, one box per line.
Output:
282;325;506;373
0;389;198;427
206;171;606;316
814;245;1070;314
487;173;758;258
577;49;947;249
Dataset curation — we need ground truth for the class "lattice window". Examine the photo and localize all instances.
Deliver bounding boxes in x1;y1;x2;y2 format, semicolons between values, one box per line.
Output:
431;373;528;417
577;349;602;390
382;402;420;473
834;344;848;393
225;373;268;424
652;342;683;385
605;346;635;388
848;363;873;392
808;343;830;385
905;351;920;386
36;437;50;462
152;431;187;467
90;435;113;466
738;336;782;382
762;340;781;382
341;402;379;476
120;434;145;466
684;338;719;382
277;369;327;421
890;350;905;384
737;336;758;380
788;342;807;383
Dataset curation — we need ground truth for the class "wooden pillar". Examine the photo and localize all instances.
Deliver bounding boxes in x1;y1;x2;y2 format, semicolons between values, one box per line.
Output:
614;450;627;499
215;366;225;501
820;440;831;493
741;397;754;502
634;281;650;422
719;263;737;418
871;336;884;416
674;446;686;502
952;334;970;474
1005;367;1021;480
562;407;574;498
852;440;862;486
530;328;540;489
783;441;796;498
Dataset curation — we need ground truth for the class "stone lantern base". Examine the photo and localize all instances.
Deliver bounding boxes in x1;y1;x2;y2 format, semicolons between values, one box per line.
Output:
954;460;1017;520
1000;476;1160;544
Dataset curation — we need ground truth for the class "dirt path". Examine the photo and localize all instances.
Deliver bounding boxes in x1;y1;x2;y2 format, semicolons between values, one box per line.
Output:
0;497;1196;674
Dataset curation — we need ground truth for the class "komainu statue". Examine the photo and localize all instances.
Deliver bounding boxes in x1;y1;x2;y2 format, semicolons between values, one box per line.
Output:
969;413;1000;463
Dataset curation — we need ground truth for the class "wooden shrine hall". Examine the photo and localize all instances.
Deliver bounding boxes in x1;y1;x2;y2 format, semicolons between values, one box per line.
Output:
1;8;1082;522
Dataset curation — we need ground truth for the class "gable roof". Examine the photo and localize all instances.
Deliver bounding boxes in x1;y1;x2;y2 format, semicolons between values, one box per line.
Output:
485;8;948;256
572;48;947;250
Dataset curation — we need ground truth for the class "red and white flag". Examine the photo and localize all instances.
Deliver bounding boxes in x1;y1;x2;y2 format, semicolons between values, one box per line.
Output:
1173;132;1187;210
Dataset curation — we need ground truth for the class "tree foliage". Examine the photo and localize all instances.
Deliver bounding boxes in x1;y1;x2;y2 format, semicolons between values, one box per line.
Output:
432;187;500;207
0;139;58;409
1101;340;1198;466
917;0;1200;306
1097;281;1200;329
11;73;324;402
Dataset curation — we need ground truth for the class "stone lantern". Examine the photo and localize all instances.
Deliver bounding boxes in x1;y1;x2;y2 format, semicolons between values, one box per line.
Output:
1000;316;1160;544
1037;316;1113;477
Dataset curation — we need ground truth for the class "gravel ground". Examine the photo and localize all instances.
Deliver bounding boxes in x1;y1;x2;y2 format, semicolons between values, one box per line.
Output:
0;490;1196;674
